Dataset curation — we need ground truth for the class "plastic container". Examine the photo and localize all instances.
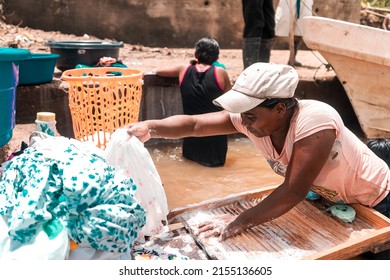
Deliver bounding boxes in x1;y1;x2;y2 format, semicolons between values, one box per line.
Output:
46;40;124;71
35;112;57;136
18;53;60;85
61;67;143;149
0;47;31;147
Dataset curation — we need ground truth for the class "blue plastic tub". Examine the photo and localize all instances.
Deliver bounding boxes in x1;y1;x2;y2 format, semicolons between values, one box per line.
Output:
0;47;31;147
18;53;60;85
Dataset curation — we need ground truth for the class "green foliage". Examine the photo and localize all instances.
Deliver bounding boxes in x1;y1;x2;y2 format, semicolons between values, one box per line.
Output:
362;0;390;8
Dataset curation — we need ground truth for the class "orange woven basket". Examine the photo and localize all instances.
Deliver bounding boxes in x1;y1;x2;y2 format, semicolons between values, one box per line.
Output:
61;67;143;149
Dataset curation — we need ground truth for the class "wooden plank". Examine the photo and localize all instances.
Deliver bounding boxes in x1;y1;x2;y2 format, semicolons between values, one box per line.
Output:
304;227;390;260
365;6;390;14
168;185;277;223
364;9;386;18
353;203;390;229
174;187;390;260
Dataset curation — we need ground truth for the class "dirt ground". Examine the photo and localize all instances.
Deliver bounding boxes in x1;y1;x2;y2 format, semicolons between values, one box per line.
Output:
0;7;384;82
0;19;333;82
1;17;390;261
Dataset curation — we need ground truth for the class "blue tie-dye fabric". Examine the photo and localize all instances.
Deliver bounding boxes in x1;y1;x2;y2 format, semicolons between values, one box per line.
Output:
0;144;146;253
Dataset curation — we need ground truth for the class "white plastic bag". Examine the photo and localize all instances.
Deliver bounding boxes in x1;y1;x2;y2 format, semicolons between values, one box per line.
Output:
105;128;169;238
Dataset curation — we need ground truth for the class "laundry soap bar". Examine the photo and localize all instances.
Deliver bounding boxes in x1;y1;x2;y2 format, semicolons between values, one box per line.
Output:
330;204;356;223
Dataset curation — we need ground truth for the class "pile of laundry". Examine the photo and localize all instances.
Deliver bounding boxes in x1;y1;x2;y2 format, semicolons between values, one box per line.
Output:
0;129;169;260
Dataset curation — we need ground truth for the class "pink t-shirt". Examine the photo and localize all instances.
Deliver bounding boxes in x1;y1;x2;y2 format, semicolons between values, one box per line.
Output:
230;99;390;207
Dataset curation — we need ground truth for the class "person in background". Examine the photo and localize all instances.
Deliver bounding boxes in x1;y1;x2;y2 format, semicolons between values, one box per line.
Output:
274;0;313;67
241;0;275;69
367;138;390;217
382;13;390;30
364;138;390;259
127;62;390;241
367;138;390;167
155;37;232;167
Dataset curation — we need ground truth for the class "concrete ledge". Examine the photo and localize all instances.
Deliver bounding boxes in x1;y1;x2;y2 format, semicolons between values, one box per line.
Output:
143;74;179;87
15;78;74;138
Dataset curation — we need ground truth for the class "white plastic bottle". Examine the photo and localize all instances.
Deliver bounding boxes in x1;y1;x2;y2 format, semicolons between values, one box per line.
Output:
35;112;57;136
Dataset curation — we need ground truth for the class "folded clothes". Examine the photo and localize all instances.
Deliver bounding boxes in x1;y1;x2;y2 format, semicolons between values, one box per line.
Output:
75;56;128;70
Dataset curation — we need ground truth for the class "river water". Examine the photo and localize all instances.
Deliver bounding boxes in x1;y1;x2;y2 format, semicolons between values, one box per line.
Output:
147;137;283;210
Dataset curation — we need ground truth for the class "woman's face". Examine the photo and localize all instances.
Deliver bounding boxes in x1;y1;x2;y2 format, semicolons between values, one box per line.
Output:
240;105;283;138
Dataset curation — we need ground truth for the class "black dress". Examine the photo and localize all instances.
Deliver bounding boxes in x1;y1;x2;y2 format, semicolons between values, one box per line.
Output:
180;65;228;167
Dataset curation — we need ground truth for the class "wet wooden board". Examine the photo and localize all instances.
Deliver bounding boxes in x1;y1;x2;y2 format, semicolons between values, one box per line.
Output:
168;186;390;260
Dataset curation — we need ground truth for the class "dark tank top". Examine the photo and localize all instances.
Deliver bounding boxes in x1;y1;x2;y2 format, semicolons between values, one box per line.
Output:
180;65;224;115
179;65;228;167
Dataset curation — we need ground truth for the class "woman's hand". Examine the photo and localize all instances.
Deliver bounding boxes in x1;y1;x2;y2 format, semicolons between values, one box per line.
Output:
220;219;246;241
195;214;244;241
126;122;151;143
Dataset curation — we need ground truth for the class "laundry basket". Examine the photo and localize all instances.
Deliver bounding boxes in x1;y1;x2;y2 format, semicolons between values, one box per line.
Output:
61;67;143;149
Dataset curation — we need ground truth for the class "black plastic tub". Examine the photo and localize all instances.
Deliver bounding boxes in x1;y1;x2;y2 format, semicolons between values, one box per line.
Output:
46;41;124;71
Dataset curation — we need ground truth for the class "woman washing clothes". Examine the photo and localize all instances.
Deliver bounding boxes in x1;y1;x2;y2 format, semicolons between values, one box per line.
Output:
127;63;390;241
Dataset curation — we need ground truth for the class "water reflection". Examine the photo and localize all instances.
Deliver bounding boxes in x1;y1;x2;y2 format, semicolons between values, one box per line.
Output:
147;137;283;209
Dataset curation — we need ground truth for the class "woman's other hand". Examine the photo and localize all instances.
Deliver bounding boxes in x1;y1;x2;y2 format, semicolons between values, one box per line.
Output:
126;122;151;143
194;214;243;241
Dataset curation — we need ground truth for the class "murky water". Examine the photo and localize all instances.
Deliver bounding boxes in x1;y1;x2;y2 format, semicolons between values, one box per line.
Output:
147;137;283;210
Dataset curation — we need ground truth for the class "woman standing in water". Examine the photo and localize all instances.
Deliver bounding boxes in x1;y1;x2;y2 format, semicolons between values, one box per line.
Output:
156;37;232;167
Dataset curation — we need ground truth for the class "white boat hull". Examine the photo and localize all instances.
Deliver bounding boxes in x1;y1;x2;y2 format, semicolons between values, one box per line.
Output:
303;16;390;139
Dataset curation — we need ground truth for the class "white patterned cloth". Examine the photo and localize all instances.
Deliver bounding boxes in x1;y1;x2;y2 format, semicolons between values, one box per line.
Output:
105;128;169;239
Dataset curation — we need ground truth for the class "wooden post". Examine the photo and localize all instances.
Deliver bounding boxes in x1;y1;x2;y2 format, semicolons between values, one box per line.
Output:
288;0;295;66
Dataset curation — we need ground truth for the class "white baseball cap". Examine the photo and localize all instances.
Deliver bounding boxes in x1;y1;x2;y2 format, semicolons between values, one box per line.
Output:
213;63;299;113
